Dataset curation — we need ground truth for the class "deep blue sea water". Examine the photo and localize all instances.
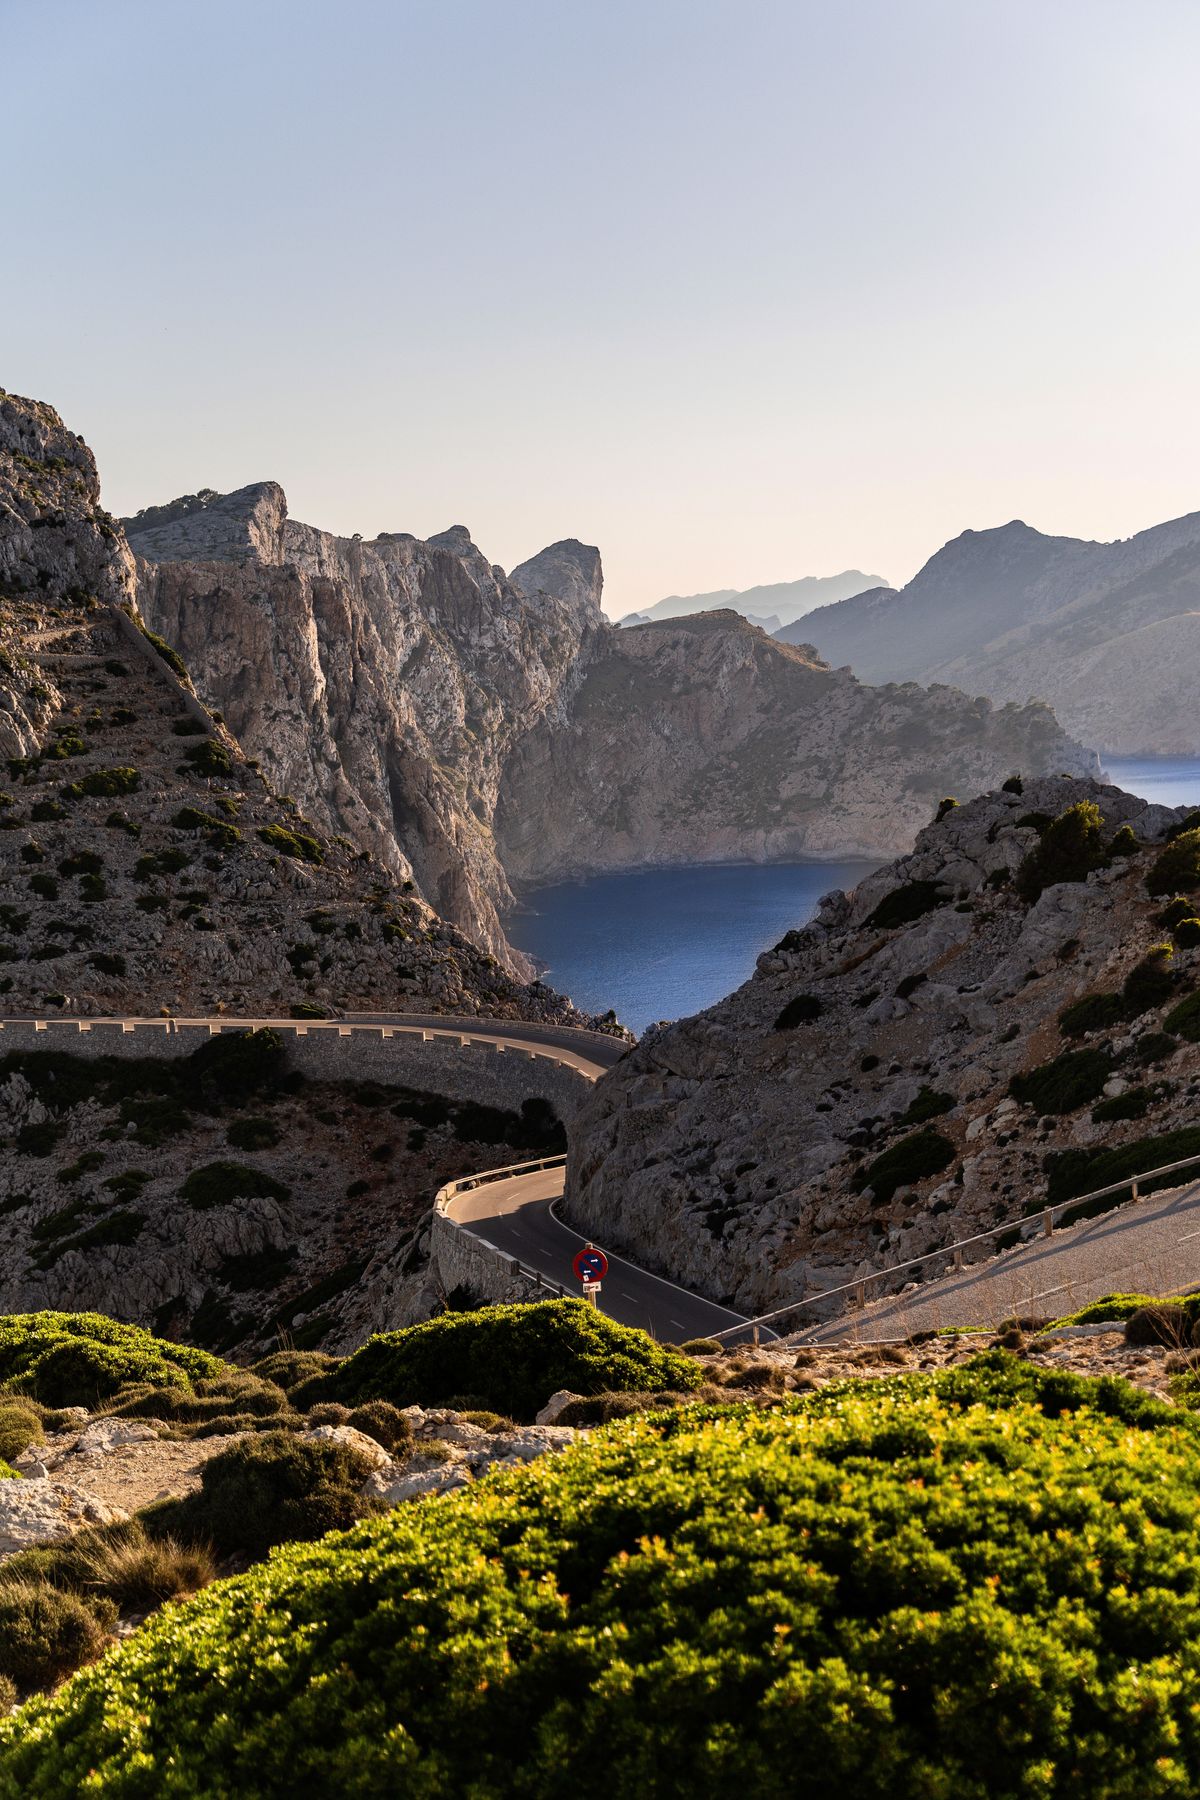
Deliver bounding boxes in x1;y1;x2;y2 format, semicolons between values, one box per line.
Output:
1104;757;1200;810
506;860;882;1036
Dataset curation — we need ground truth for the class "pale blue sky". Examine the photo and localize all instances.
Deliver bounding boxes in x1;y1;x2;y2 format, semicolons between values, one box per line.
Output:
6;0;1200;612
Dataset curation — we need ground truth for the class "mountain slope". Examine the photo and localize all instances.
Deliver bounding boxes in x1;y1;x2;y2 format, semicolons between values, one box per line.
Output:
0;388;590;1024
620;567;887;627
796;512;1200;752
564;776;1200;1314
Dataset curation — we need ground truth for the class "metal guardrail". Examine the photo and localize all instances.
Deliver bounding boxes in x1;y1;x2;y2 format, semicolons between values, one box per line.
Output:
708;1148;1200;1342
435;1154;572;1298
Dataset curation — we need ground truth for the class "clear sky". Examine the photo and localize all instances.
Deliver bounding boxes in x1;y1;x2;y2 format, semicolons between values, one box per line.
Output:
6;0;1200;614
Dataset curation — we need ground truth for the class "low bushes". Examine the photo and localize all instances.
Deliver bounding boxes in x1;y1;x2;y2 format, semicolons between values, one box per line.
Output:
1044;1124;1200;1209
1165;990;1200;1043
1147;829;1200;898
898;1085;954;1125
865;880;945;930
11;1356;1200;1794
1015;800;1108;902
0;1584;111;1694
61;767;139;800
257;824;323;865
179;1162;290;1211
168;1431;376;1558
1009;1046;1112;1114
0;1404;42;1464
0;1314;221;1409
325;1300;704;1422
852;1129;956;1204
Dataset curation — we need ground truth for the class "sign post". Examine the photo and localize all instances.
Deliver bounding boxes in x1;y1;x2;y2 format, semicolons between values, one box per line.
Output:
572;1244;609;1306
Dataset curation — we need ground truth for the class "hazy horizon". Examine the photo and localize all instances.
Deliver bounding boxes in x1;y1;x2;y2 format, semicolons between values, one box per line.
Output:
8;0;1200;615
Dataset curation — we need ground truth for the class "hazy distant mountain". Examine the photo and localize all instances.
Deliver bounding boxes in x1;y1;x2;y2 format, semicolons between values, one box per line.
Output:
791;513;1200;755
620;570;888;629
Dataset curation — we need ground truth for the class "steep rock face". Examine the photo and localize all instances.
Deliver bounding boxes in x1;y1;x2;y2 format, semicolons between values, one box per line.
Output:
795;512;1200;753
0;388;594;1024
564;776;1200;1313
134;486;1096;970
495;613;1097;881
134;493;605;973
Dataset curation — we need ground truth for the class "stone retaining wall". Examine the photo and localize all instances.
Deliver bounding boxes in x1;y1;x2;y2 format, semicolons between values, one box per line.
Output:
0;1019;593;1117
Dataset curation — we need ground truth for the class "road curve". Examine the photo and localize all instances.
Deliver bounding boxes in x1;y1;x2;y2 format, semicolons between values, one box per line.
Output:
17;1011;753;1344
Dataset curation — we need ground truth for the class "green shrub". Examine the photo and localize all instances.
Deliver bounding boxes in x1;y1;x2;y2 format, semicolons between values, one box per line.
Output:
225;1116;281;1151
257;824;323;865
12;1356;1200;1794
934;796;958;822
679;1338;722;1355
1015;800;1108;902
1125;1305;1192;1348
1014;811;1052;834
62;767;139;800
171;807;240;847
0;1404;42;1465
898;1085;954;1125
1165;991;1200;1043
1147;829;1200;898
169;1431;375;1558
772;993;822;1029
1108;823;1139;857
0;1583;111;1693
1174;917;1200;948
1167;811;1200;842
327;1301;703;1423
1009;1046;1112;1114
1001;774;1023;794
0;1313;221;1408
345;1401;411;1452
1091;1086;1154;1123
1058;991;1126;1037
180;1163;290;1211
250;1351;338;1396
179;741;233;779
1122;944;1177;1013
139;626;189;682
851;1128;956;1204
87;952;125;977
1157;896;1196;929
865;880;944;930
1044;1124;1200;1208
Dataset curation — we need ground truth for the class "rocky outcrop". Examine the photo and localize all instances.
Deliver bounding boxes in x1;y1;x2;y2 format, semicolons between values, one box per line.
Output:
0;388;599;1024
131;488;1095;968
496;613;1096;882
132;488;606;973
792;511;1200;754
563;776;1200;1314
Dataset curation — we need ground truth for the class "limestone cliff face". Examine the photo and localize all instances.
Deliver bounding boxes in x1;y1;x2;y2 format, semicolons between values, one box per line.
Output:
134;490;1096;977
134;489;605;974
564;777;1200;1314
496;612;1096;882
0;388;599;1025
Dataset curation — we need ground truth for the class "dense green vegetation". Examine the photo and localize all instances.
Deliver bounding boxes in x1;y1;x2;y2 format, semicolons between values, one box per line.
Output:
1044;1124;1200;1209
1009;1046;1113;1114
8;1355;1200;1795
1146;828;1200;898
851;1128;956;1204
1014;799;1108;901
0;1314;221;1408
324;1300;704;1422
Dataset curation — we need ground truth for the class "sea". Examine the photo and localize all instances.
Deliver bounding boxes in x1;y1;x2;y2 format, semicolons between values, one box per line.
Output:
507;758;1200;1036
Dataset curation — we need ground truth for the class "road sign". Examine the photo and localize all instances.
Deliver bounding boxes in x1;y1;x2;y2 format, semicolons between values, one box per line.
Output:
573;1246;609;1284
582;1280;602;1298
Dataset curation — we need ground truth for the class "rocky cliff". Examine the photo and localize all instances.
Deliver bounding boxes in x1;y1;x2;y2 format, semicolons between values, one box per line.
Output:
790;512;1200;754
131;490;1096;970
564;776;1200;1314
0;388;595;1024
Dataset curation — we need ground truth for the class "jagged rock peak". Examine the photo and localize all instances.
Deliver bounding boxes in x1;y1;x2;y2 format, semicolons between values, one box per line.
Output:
509;540;604;621
125;482;288;567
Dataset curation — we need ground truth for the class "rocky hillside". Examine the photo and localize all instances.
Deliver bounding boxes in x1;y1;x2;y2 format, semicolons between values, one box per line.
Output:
790;511;1200;754
564;775;1200;1314
495;613;1094;882
130;487;1095;965
0;389;592;1024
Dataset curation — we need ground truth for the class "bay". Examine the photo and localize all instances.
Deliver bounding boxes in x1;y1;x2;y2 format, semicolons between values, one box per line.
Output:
506;860;882;1036
1104;756;1200;810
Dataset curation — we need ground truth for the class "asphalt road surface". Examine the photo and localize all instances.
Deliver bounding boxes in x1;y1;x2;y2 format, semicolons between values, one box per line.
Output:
448;1163;761;1345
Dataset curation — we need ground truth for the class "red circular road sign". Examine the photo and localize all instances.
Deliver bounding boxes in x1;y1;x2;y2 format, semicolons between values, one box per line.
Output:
573;1246;609;1283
